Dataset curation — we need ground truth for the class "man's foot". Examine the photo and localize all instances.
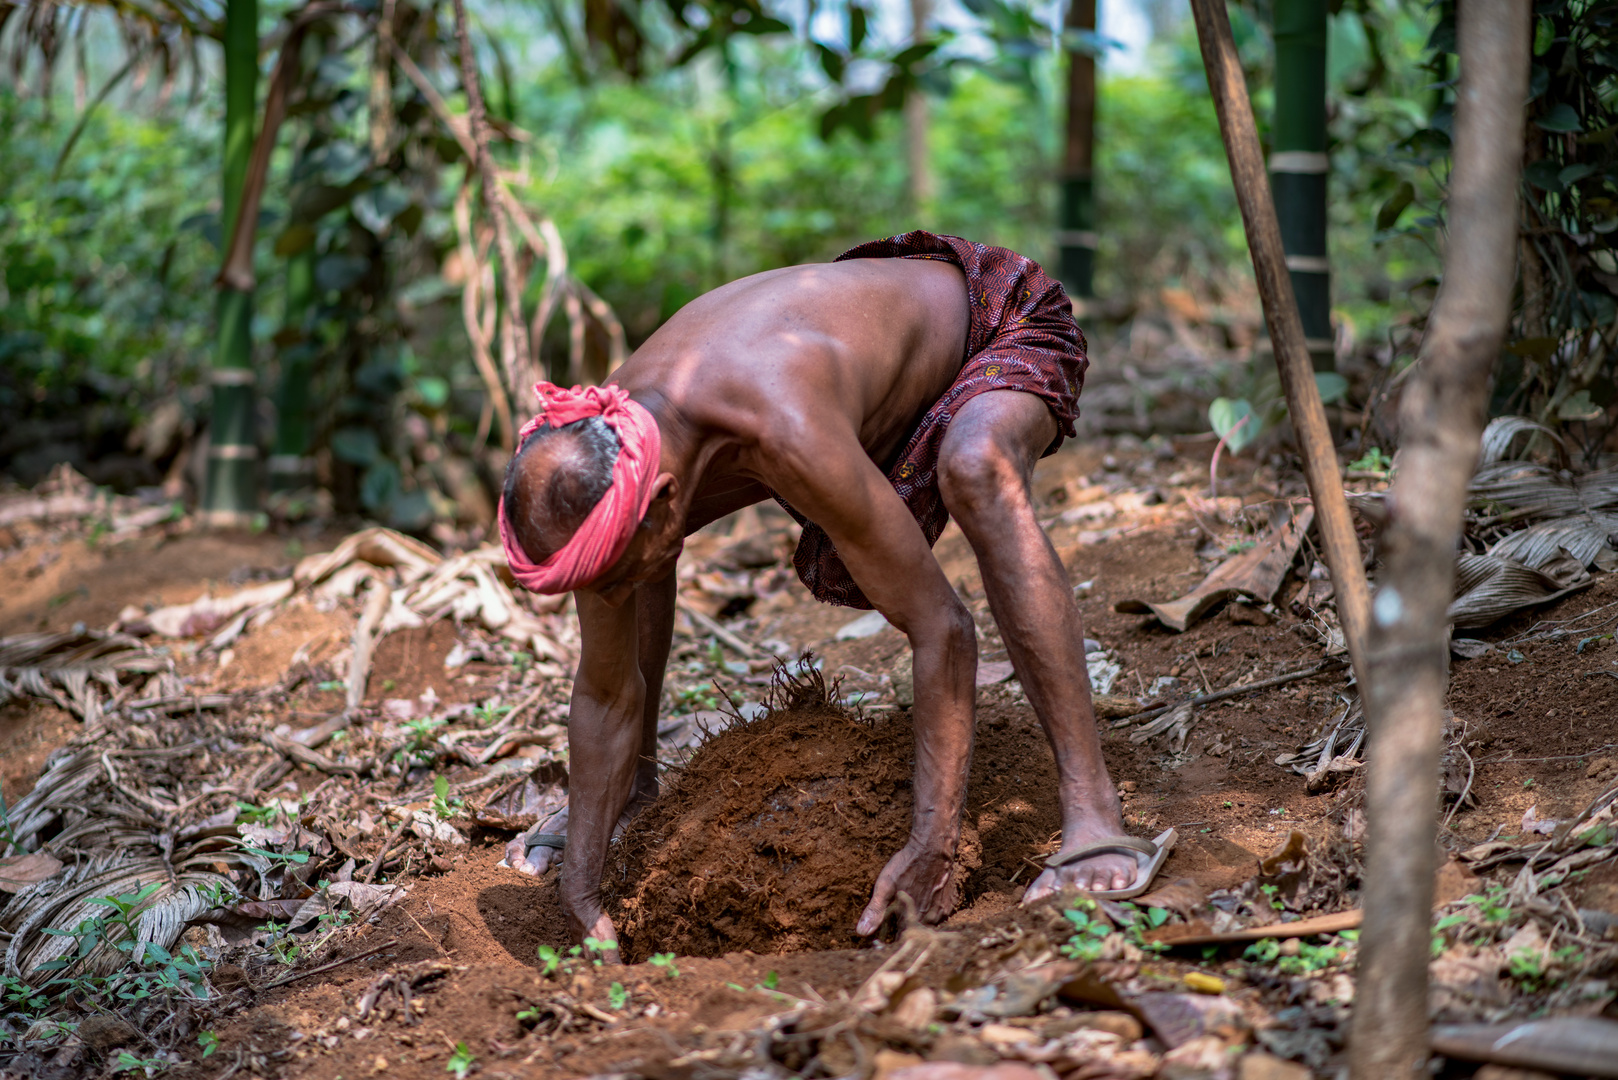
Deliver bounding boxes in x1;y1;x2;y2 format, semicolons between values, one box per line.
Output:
1022;818;1154;902
505;807;569;876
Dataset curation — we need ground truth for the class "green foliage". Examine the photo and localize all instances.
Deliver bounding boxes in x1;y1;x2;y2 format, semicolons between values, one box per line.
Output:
395;716;445;767
446;1041;476;1079
198;1030;220;1058
606;981;630;1009
1348;446;1393;473
649;951;680;977
1243;936;1347;974
431;774;464;819
1058;900;1112;961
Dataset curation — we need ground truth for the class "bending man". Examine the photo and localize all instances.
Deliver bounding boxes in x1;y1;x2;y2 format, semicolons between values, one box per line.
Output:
499;231;1155;949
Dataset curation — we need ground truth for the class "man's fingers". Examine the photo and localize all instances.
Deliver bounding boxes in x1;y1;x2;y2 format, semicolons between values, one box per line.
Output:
588;912;623;964
856;875;897;936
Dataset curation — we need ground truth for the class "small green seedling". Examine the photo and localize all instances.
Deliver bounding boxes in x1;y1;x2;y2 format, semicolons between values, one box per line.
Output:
762;970;779;991
431;775;464;819
1348;447;1393;474
582;937;617;965
649;952;680;978
536;945;563;976
607;982;629;1009
446;1041;476;1079
1059;901;1112;962
198;1031;219;1058
1259;883;1285;912
113;1051;167;1074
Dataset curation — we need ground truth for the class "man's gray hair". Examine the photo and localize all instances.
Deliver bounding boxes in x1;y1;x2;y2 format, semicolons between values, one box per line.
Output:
502;415;622;561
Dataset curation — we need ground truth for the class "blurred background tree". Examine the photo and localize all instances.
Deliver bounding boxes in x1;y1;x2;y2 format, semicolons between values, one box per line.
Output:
6;0;1606;538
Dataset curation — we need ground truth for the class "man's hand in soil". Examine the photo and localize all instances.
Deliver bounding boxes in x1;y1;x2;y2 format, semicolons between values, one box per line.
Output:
499;234;1136;945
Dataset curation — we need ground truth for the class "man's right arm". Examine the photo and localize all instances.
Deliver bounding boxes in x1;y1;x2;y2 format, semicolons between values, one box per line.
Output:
559;587;647;951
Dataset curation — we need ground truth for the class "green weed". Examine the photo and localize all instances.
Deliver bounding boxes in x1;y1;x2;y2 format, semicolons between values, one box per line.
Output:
1059;900;1112;961
446;1041;476;1079
431;775;464;819
607;982;629;1009
198;1031;219;1057
395;716;446;766
649;952;680;978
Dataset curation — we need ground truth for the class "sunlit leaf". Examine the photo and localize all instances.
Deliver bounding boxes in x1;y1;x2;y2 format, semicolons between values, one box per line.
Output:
1209;397;1259;453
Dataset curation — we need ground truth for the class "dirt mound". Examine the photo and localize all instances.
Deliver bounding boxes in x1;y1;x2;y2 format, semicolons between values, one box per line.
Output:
611;671;982;959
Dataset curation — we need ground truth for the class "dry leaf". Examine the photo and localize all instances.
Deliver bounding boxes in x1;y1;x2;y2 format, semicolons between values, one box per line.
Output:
0;851;64;892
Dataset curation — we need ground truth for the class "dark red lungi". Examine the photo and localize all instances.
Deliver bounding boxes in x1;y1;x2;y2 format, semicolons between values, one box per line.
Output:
776;230;1089;609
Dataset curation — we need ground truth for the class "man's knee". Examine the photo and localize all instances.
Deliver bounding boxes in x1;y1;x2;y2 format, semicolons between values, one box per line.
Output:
938;434;1027;519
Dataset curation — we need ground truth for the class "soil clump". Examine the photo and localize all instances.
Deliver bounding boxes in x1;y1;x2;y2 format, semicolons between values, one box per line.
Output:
611;671;944;959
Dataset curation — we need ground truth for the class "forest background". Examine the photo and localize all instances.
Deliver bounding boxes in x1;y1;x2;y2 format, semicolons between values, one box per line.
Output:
0;0;1516;532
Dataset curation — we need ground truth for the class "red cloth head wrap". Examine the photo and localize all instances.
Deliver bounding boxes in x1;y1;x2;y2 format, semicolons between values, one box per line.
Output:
498;382;663;594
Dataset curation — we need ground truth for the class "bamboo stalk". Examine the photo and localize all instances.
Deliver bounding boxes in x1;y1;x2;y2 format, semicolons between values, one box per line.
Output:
1186;0;1371;683
1271;0;1332;365
202;0;262;525
1350;1;1530;1075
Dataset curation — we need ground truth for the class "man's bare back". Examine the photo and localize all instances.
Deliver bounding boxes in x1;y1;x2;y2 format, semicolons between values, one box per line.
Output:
501;237;1151;954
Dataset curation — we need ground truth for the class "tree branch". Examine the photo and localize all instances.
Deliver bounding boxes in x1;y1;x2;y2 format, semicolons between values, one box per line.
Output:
1350;1;1530;1075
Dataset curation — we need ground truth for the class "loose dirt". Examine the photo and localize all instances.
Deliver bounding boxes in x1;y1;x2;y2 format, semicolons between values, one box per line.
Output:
6;435;1618;1080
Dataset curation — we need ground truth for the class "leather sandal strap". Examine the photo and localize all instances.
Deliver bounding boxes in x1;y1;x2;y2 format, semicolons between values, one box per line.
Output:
1044;835;1158;868
524;833;567;852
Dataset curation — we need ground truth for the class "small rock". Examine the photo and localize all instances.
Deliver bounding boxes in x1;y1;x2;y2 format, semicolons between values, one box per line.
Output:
1237;1053;1310;1080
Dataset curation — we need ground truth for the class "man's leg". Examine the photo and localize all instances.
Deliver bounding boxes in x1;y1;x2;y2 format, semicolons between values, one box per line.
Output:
505;572;675;876
936;390;1135;895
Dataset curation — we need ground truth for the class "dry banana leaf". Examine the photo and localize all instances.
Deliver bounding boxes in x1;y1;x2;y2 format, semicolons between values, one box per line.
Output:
1116;504;1313;632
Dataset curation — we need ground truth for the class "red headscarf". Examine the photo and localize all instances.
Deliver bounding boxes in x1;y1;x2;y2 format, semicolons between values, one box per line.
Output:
498;383;663;594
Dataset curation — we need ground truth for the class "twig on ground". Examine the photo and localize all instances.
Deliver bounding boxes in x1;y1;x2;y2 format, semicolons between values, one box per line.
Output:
262;731;361;776
677;597;761;659
364;817;413;884
1116;658;1347;727
260;938;398;989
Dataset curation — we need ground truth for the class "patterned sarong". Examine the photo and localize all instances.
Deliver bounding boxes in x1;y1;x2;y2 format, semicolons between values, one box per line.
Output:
777;230;1089;609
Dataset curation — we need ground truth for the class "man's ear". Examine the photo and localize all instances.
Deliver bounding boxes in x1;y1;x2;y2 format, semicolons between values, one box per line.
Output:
651;472;679;507
641;472;680;530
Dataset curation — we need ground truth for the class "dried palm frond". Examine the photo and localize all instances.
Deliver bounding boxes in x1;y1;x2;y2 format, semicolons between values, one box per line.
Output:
1449;550;1594;630
0;630;168;728
1487;512;1618;571
0;851;242;983
1469;461;1618;522
1477;416;1569;468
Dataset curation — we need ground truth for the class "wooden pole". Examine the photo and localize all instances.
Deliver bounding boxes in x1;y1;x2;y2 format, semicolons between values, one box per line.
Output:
1187;0;1371;682
1350;0;1529;1074
1058;0;1097;298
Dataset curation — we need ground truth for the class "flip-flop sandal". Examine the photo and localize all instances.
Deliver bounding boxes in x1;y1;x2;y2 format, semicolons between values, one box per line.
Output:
1043;827;1178;900
524;833;566;858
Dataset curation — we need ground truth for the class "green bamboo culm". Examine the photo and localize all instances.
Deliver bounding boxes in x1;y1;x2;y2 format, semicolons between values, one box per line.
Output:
269;246;315;493
204;0;261;522
1271;0;1333;370
1057;0;1097;298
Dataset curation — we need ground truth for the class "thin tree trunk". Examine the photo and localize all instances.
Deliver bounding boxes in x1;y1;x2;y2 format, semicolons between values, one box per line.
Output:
203;0;260;525
1188;0;1372;681
1058;0;1096;298
270;243;316;493
451;0;533;402
905;0;932;217
1350;1;1529;1075
1271;0;1332;369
